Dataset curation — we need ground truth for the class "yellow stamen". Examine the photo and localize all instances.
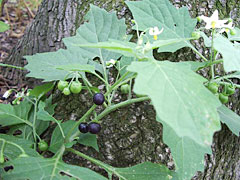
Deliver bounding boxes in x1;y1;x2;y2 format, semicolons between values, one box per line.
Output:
211;21;216;29
153;35;158;40
225;28;229;33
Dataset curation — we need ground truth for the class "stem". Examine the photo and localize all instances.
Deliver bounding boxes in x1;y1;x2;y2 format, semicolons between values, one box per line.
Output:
197;59;223;71
210;29;215;79
65;105;97;143
32;98;39;150
189;44;208;62
96;96;150;121
66;148;126;180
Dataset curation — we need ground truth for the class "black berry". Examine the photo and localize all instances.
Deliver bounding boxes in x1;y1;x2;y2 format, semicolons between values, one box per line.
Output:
93;93;105;105
78;122;89;133
88;122;101;134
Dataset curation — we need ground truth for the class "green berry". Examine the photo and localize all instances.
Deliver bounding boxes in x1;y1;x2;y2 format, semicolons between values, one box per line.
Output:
207;82;219;94
63;87;71;96
58;80;69;91
191;31;200;39
226;85;235;95
38;140;48;151
120;84;130;94
70;81;82;94
230;29;236;35
219;93;229;104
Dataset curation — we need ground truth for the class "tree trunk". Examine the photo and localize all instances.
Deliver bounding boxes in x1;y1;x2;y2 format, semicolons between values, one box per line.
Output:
2;0;240;179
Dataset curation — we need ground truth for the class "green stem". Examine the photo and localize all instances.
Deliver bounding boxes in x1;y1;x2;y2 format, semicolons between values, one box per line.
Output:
66;148;126;180
197;59;223;71
32;99;39;150
65;105;97;143
189;44;209;62
0;63;25;70
210;29;215;79
95;96;150;122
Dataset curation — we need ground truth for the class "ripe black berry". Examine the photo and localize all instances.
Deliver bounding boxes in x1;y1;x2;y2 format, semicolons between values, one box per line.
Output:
93;93;105;105
88;122;101;134
78;122;89;133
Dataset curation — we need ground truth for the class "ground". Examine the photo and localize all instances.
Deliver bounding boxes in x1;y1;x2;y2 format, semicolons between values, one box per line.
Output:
0;0;40;102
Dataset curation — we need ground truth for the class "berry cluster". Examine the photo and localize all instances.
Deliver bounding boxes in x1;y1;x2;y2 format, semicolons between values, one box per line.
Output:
207;82;236;104
58;80;82;95
78;122;101;134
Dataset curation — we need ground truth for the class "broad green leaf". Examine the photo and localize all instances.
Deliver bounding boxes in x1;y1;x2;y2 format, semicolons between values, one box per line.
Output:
115;162;178;180
127;60;221;146
1;156;107;180
0;100;33;127
76;38;189;59
63;5;127;61
126;0;196;52
158;116;211;180
29;82;54;98
49;121;78;153
75;40;137;58
78;133;99;152
227;27;240;41
0;21;9;32
214;35;240;72
56;64;96;74
218;105;240;136
25;48;96;82
0;134;39;161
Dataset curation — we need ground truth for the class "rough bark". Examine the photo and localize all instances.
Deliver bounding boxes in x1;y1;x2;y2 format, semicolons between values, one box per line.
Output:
2;0;240;179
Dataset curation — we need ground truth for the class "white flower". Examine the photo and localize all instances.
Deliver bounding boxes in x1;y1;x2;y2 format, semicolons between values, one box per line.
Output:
199;10;230;30
3;90;12;99
149;27;164;40
106;59;117;68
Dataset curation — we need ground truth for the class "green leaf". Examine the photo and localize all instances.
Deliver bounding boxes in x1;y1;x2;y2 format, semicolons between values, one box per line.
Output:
76;38;189;59
78;133;99;152
218;105;240;136
1;156;107;180
126;0;196;52
49;121;78;153
0;134;39;161
127;60;221;146
158;116;211;180
0;21;9;32
25;48;95;82
75;40;137;58
29;82;54;98
115;162;178;180
0;100;33;127
63;5;127;62
55;64;96;74
214;35;240;72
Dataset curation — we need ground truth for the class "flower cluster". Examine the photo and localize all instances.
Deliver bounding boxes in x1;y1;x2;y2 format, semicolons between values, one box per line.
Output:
198;10;235;34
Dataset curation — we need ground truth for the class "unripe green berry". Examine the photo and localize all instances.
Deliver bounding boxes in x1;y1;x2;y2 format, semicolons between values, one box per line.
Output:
58;80;69;91
63;87;71;96
230;29;236;36
70;81;82;94
191;31;200;39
